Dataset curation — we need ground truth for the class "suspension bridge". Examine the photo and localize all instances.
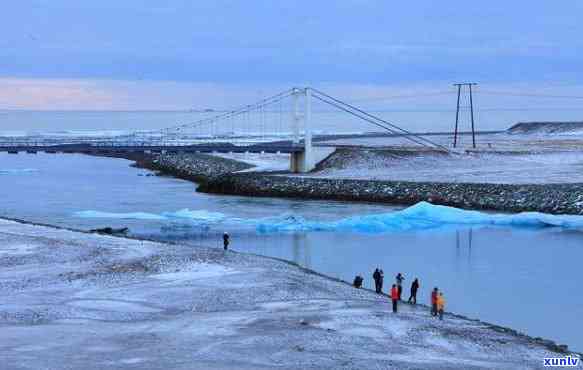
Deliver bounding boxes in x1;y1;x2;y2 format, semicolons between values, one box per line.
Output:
0;87;450;172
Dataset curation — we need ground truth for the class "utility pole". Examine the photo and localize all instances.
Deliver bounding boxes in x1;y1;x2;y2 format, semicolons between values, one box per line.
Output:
453;84;461;148
452;82;478;148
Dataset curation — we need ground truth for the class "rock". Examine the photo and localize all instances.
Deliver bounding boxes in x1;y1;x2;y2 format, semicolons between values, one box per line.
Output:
89;227;129;235
556;344;569;353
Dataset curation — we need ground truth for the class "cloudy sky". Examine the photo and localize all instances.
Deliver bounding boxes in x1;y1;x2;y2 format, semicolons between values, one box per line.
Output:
0;1;582;112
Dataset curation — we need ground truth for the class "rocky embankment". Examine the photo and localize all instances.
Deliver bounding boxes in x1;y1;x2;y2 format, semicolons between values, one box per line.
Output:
152;152;252;181
102;152;253;183
114;151;583;215
199;173;583;214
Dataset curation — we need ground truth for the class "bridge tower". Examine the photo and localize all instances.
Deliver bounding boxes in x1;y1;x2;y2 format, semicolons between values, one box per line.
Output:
290;87;320;173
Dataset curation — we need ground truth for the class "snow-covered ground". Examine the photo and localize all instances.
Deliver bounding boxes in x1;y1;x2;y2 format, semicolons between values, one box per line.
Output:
320;132;583;152
0;219;570;369
211;145;583;184
306;150;583;184
214;152;291;172
208;132;583;184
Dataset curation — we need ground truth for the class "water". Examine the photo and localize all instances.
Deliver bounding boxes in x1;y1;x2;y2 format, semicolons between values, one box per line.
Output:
0;108;516;137
1;152;582;351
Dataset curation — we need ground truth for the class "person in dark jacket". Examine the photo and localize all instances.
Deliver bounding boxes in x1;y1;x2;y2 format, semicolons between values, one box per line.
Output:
373;269;381;293
390;284;399;313
408;278;420;304
223;232;230;251
431;287;439;316
353;275;363;288
379;269;385;293
396;273;405;300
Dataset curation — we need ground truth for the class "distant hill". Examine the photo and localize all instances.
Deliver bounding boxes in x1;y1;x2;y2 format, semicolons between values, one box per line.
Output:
507;121;583;134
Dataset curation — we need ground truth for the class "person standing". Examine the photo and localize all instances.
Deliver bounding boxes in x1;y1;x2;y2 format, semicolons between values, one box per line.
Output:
437;292;446;320
396;273;405;300
223;232;230;251
408;278;419;304
390;284;399;313
373;269;381;293
431;287;439;316
353;275;363;288
379;269;385;294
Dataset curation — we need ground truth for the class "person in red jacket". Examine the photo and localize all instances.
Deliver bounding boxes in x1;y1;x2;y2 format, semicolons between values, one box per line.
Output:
390;284;399;313
431;287;439;317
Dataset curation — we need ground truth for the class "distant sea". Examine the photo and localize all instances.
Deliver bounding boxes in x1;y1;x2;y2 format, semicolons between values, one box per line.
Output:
0;109;526;137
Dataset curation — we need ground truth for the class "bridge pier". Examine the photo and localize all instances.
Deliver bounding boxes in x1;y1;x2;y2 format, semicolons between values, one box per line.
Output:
290;151;309;173
290;147;335;173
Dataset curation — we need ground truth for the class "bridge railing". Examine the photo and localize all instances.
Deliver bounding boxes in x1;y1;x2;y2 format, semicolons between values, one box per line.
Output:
0;133;298;149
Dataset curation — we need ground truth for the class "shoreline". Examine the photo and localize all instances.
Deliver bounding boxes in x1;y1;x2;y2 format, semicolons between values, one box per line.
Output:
199;173;583;214
98;151;583;215
0;215;578;357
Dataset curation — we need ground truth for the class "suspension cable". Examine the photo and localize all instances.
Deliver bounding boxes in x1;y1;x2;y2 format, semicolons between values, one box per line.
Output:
155;88;296;135
309;88;450;152
310;94;436;149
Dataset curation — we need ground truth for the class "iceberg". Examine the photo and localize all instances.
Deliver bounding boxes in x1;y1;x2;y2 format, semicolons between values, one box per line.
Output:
74;209;226;223
74;210;167;221
254;202;583;233
74;202;583;234
0;169;39;175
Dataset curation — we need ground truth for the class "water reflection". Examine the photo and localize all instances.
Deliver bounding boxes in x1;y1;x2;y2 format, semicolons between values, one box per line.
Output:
455;228;473;260
292;233;311;269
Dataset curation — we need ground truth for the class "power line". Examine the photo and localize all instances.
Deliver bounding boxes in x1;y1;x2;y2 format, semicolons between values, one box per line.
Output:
478;90;583;100
348;91;455;103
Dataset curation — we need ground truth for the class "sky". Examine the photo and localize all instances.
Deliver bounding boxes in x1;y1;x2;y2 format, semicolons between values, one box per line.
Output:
0;1;582;123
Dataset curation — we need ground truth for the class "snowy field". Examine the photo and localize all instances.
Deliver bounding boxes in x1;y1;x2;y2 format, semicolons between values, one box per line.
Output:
214;149;583;184
0;219;570;369
307;151;583;184
213;133;583;184
319;132;583;153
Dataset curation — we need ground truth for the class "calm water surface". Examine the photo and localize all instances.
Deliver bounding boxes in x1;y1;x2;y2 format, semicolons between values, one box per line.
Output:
1;153;582;351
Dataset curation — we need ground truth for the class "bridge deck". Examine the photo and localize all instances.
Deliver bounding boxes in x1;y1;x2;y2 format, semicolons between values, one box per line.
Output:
0;144;304;154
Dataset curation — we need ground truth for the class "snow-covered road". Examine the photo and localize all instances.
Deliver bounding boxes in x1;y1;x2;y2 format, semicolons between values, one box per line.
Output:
0;219;569;369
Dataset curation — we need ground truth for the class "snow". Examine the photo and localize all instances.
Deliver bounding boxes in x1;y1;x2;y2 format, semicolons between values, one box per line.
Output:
152;264;236;282
214;152;290;172
208;132;583;184
0;243;40;256
308;150;583;184
67;299;163;313
0;219;569;369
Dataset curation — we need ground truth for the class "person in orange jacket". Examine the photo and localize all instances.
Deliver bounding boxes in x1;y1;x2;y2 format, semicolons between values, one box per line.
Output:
390;284;399;313
437;292;446;320
430;287;439;316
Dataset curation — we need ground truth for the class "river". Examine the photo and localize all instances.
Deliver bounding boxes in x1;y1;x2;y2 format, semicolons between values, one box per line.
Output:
1;152;582;351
